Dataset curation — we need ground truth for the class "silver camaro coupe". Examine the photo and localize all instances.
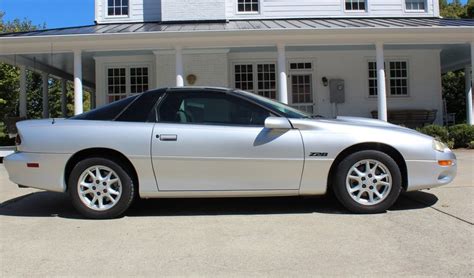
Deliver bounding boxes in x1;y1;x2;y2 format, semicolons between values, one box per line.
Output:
4;87;457;218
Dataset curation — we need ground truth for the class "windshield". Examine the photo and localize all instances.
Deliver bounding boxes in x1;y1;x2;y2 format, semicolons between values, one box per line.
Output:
235;90;312;119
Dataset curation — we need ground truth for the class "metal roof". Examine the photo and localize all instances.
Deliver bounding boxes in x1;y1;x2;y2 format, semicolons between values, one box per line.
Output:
1;18;473;38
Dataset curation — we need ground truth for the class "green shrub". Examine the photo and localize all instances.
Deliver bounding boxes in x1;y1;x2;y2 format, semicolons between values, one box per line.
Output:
468;141;474;149
417;125;450;143
448;124;474;149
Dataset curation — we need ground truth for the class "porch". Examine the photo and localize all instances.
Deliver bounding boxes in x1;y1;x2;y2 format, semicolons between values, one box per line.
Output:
0;18;473;125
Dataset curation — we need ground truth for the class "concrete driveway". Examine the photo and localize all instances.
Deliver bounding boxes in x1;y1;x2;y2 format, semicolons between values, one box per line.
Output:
0;151;473;277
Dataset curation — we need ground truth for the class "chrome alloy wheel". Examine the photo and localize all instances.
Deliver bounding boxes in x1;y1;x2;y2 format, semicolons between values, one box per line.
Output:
77;165;122;211
346;159;392;206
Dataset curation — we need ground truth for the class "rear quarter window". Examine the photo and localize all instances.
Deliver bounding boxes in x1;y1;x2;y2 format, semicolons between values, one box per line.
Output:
71;95;138;121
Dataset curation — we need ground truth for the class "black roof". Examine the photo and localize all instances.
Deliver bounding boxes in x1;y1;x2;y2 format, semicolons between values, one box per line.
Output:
1;18;473;38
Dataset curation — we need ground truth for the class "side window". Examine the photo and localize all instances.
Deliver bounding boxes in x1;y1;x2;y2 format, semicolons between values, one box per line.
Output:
108;0;129;16
158;92;272;126
116;89;165;122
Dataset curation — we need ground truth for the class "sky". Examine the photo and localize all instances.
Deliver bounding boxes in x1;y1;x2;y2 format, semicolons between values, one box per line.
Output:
1;0;95;29
0;0;470;29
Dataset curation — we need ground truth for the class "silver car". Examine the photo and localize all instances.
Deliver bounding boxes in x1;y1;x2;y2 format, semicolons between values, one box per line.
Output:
4;87;457;218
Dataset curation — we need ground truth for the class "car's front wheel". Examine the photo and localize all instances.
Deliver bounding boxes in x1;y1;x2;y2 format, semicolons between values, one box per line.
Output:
69;157;135;219
333;150;402;213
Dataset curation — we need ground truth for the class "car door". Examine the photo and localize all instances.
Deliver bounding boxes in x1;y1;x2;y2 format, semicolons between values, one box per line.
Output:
151;90;304;191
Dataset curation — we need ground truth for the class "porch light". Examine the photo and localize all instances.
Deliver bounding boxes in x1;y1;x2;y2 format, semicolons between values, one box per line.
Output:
322;77;329;87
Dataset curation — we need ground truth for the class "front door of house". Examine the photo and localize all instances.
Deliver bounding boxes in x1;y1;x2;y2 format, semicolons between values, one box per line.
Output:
289;62;315;115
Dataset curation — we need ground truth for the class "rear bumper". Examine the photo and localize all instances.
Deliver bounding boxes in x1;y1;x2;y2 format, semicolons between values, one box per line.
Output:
3;152;69;192
406;150;457;191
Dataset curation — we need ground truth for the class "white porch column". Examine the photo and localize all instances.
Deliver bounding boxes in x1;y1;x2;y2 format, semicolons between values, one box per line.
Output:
74;49;84;115
277;43;288;104
466;66;473;125
376;42;388;121
42;72;49;118
61;79;68;117
19;65;27;118
175;46;184;87
467;42;474;126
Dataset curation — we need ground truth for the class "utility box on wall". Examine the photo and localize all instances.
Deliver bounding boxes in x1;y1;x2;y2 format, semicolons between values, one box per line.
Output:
329;79;345;104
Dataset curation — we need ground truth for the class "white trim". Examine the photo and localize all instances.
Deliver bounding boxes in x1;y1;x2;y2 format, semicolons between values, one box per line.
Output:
235;0;262;15
2;29;473;56
404;0;428;13
343;0;368;13
104;0;131;19
153;49;230;55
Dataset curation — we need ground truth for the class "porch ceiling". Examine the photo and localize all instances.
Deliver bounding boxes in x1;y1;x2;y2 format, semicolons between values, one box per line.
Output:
0;52;96;89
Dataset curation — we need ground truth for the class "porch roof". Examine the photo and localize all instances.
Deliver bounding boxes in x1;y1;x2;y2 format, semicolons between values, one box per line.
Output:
1;17;474;38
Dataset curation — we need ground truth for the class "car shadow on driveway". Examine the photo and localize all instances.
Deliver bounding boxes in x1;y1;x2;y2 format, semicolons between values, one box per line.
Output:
0;190;438;219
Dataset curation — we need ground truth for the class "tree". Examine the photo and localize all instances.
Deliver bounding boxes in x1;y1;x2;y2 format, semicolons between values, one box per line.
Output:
440;0;473;18
0;12;91;145
467;0;474;18
442;71;466;123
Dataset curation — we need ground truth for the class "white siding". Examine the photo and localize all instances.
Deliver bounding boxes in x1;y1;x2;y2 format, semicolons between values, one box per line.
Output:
93;49;442;124
228;49;443;123
225;0;439;20
161;0;226;22
155;52;229;87
96;0;440;23
96;0;162;24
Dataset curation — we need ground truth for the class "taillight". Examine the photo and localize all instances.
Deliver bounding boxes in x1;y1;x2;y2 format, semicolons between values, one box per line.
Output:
15;134;21;145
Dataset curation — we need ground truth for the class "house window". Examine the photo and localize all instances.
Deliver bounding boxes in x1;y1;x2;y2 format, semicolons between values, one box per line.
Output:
237;0;259;13
389;61;408;96
345;0;366;11
368;62;378;97
130;67;149;94
290;62;312;70
257;64;276;99
108;68;127;102
234;64;254;91
368;61;408;97
406;0;425;11
234;63;276;99
107;66;150;103
108;0;129;16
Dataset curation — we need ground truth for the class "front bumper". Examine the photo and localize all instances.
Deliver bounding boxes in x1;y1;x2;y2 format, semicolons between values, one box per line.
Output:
3;152;70;192
405;150;457;191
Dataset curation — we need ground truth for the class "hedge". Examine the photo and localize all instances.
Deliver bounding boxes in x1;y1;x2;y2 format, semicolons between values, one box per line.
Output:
417;124;474;149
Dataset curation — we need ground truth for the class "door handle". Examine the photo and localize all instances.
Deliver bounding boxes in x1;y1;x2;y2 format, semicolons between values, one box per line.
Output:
159;134;178;141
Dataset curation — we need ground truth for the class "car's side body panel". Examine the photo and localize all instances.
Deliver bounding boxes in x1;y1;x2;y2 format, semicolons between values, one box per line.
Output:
6;119;158;195
4;152;70;192
290;117;456;193
151;123;305;191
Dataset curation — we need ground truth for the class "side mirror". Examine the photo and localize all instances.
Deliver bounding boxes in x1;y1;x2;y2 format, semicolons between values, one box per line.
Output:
264;117;292;129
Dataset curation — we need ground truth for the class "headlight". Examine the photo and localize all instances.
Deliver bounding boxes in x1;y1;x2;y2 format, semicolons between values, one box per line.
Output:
432;139;448;152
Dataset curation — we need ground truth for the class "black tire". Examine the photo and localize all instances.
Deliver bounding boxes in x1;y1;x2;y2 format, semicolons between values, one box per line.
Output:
332;150;402;214
68;157;135;219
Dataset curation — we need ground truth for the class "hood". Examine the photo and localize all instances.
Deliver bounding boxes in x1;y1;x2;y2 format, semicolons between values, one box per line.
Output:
289;116;430;138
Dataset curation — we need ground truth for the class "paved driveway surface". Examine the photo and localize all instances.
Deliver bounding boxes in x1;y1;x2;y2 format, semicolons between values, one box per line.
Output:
0;151;472;277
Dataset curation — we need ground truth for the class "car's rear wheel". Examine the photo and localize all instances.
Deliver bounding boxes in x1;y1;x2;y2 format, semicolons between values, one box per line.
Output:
69;157;135;219
333;150;402;213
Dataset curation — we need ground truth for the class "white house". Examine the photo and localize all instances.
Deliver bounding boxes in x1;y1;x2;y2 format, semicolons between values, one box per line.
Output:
0;0;473;125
